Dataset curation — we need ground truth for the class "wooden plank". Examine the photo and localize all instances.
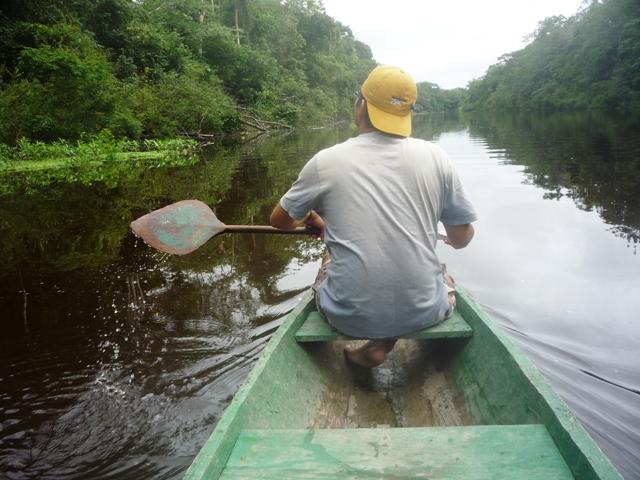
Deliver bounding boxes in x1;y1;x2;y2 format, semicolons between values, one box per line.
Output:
295;310;473;342
220;425;574;479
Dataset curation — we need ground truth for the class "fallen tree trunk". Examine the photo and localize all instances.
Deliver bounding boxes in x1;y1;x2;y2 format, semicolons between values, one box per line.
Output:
237;107;293;132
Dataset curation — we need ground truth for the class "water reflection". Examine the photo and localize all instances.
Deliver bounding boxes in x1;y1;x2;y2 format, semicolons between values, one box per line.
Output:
465;111;640;246
1;112;639;479
424;121;640;480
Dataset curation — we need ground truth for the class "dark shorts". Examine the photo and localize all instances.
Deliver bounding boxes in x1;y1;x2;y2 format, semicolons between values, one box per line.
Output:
312;262;457;324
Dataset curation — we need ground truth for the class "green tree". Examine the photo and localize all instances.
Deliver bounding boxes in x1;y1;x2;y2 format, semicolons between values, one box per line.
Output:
463;0;640;112
128;61;239;138
0;0;388;142
0;24;122;143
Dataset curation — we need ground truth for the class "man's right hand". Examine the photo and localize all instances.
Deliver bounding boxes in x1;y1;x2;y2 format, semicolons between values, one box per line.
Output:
304;211;325;240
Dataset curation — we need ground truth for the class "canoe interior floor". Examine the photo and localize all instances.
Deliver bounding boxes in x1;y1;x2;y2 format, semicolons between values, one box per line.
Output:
217;338;576;478
303;339;475;429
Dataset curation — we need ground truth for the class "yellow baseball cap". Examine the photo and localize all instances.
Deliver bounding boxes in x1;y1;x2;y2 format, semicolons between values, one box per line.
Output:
361;65;418;137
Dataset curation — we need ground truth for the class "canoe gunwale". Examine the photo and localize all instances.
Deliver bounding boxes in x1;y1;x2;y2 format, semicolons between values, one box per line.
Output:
454;288;621;480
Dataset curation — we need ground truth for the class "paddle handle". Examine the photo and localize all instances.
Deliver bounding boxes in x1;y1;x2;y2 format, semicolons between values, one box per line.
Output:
223;225;322;236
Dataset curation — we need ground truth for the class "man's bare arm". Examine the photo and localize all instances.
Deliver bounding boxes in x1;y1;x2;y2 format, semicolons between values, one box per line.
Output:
270;202;299;230
442;223;474;249
271;203;325;239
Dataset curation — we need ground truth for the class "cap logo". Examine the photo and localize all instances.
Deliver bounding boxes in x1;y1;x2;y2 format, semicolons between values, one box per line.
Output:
391;97;406;106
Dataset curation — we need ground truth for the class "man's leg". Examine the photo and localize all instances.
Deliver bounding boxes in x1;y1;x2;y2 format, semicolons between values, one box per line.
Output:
441;263;457;319
344;339;397;368
312;253;331;313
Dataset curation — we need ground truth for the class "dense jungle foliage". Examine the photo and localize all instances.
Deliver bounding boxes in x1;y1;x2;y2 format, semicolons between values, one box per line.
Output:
0;0;465;147
465;0;640;111
0;0;379;145
2;0;637;149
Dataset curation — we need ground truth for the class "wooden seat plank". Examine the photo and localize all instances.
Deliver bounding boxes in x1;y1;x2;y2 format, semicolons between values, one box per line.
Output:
295;310;473;342
220;425;573;479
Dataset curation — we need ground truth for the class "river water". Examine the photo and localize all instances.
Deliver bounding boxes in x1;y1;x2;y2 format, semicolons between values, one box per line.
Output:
0;111;638;479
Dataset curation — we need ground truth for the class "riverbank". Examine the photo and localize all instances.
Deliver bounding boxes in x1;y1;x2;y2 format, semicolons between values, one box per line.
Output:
0;134;200;173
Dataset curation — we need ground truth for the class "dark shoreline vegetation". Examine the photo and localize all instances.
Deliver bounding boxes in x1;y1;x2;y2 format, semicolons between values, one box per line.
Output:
0;0;638;157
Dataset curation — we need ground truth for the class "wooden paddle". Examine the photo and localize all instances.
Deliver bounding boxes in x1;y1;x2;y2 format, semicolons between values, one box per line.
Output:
130;200;321;255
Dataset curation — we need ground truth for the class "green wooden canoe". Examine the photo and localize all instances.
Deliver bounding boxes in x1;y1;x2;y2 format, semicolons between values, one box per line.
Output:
184;288;621;479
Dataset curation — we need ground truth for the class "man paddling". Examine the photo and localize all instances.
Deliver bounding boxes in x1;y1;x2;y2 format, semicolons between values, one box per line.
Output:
271;65;477;367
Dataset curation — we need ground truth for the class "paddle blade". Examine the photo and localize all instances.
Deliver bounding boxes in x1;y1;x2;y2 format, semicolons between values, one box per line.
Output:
131;200;224;255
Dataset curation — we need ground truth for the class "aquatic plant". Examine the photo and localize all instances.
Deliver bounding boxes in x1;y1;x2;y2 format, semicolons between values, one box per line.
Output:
0;132;200;194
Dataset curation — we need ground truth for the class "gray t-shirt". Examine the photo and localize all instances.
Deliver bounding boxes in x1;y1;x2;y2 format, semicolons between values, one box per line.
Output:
280;131;477;338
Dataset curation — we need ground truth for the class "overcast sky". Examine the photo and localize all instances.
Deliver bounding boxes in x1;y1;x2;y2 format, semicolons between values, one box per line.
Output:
320;0;586;89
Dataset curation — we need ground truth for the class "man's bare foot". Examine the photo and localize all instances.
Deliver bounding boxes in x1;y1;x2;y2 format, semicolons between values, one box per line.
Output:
344;340;397;368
